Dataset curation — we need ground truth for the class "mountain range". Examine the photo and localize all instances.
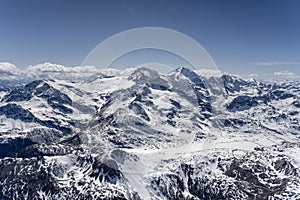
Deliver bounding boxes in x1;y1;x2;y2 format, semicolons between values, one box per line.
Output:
0;65;299;199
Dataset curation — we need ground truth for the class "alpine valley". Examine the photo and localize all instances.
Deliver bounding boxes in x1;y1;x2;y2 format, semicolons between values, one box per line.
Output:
0;64;299;200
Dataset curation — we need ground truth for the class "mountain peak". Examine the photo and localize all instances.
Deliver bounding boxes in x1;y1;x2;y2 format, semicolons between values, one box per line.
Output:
128;67;160;81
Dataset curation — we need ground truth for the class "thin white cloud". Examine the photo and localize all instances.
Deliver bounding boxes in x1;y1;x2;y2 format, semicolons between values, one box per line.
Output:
0;62;20;73
0;62;132;81
123;5;135;14
0;62;24;80
27;63;100;74
244;70;299;81
273;71;298;77
255;62;300;66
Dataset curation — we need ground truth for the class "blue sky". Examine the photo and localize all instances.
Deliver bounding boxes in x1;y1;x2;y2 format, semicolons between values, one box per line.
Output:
0;0;299;75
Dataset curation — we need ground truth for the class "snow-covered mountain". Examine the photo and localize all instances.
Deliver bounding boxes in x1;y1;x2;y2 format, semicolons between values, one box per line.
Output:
0;67;299;199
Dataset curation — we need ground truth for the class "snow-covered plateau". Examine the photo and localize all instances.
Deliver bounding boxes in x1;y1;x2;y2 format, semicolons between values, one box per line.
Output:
0;65;299;200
